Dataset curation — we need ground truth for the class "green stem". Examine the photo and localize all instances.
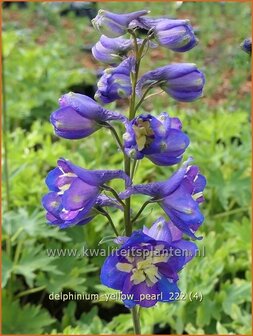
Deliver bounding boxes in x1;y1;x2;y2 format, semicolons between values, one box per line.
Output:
130;160;138;180
124;156;132;237
2;55;10;210
134;86;152;113
10;227;24;243
16;286;46;298
131;199;153;224
213;206;250;218
96;207;119;236
103;122;125;153
143;89;164;102
124;31;153;335
134;80;165;113
101;184;125;208
14;240;23;265
131;306;141;334
128;32;140;120
104;212;119;237
124;31;140;237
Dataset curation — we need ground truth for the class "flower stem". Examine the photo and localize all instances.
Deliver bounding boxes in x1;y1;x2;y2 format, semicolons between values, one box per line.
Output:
103;122;125;153
131;199;154;224
101;184;125;208
124;30;149;336
95;207;119;236
143;89;165;102
128;31;140;120
131;306;142;334
130;159;138;180
103;211;119;236
134;80;165;113
124;155;132;237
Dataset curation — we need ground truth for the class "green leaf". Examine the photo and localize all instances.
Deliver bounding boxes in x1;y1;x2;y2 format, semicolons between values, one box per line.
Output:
13;245;62;287
36;257;96;292
196;298;215;327
3;208;71;242
222;280;251;316
216;321;229;334
2;291;55;334
2;252;13;288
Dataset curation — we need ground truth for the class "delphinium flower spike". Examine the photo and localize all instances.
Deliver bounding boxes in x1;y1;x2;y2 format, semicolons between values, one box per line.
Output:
42;8;206;335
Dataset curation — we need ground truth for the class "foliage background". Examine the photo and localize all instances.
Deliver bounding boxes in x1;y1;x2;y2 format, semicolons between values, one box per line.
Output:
2;1;252;334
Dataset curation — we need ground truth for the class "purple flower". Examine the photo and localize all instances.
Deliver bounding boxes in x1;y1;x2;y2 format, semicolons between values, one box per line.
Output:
124;158;206;239
92;9;149;38
143;217;182;243
95;57;134;104
101;229;197;308
123;112;189;166
154;19;198;52
92;35;133;65
131;17;198;52
42;158;131;228
240;38;252;55
50;92;126;139
45;194;121;229
143;217;197;263
136;63;205;102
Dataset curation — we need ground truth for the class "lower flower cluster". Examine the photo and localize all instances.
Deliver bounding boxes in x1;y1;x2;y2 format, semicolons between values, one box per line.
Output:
42;157;206;307
102;218;197;308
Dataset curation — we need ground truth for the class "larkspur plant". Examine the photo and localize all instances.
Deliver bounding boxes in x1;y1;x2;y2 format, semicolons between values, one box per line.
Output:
42;9;206;334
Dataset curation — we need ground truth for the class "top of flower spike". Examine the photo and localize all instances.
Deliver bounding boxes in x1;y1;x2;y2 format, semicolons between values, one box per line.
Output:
92;9;149;38
130;16;198;52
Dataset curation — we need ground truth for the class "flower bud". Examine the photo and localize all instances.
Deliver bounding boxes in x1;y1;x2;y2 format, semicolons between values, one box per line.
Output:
50;106;100;140
50;93;126;139
136;63;205;102
154;19;198;52
92;35;133;65
92;9;149;38
95;57;134;104
130;16;197;52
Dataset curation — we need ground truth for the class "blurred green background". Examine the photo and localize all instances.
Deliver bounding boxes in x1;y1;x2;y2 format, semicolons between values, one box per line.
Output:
2;1;252;334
